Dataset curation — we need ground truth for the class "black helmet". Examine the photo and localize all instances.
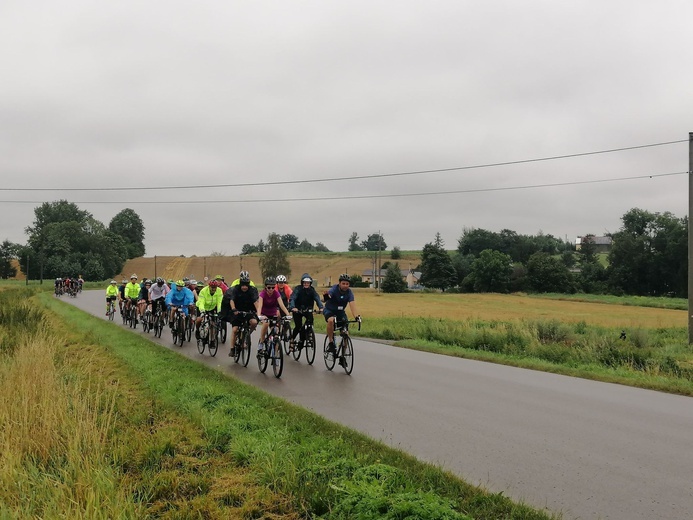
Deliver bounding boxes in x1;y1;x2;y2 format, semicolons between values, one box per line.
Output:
339;273;350;282
264;276;276;286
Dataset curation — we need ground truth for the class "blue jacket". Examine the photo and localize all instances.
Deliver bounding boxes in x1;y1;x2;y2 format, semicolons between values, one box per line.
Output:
165;287;195;310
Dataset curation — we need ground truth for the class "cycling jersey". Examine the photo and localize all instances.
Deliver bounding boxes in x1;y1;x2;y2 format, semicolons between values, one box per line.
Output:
196;286;222;313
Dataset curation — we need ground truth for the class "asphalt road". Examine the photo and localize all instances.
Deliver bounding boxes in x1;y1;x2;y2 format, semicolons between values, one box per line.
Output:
65;291;693;520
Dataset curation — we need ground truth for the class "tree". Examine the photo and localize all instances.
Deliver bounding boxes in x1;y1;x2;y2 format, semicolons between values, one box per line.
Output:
463;249;512;293
382;263;407;293
391;246;401;259
361;233;387;252
296;239;315;252
241;243;259;255
314;242;330;252
280;234;300;251
419;233;456;291
607;208;687;296
525;252;574;293
0;240;19;279
348;232;363;251
108;208;145;259
259;233;291;281
21;200;128;280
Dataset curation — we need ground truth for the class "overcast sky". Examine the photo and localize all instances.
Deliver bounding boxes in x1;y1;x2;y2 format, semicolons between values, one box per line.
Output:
1;1;690;256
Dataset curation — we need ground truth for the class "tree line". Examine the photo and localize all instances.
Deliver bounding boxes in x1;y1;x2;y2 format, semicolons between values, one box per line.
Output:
0;200;145;281
408;208;687;298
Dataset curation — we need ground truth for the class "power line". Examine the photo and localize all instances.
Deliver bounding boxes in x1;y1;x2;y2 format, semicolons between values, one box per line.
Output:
1;171;684;205
0;139;686;192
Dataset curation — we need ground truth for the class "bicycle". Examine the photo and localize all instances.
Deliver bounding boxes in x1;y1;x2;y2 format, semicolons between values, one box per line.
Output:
197;310;221;357
141;302;153;333
324;316;361;375
106;299;116;321
231;311;255;367
124;299;138;329
290;309;320;364
281;314;293;355
170;306;188;347
185;304;197;343
151;303;166;338
257;315;289;378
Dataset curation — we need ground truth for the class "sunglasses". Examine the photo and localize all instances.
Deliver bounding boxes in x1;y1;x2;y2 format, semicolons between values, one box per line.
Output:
265;285;276;289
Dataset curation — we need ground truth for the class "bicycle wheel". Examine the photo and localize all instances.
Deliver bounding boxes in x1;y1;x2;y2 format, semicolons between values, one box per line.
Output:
258;341;269;373
185;317;193;342
292;333;302;361
340;336;354;375
208;320;219;357
305;329;316;365
130;306;138;329
154;314;163;338
241;330;251;367
272;339;284;378
282;321;292;354
323;336;336;371
121;306;127;324
233;329;243;363
220;321;227;344
108;303;115;321
142;310;151;333
197;321;206;354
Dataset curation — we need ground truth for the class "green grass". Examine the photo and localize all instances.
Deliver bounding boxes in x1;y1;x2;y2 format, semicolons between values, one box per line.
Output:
18;290;555;519
527;292;687;310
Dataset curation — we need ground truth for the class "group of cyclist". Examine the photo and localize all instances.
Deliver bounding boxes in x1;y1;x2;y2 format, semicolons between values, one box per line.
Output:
105;270;361;358
55;276;84;296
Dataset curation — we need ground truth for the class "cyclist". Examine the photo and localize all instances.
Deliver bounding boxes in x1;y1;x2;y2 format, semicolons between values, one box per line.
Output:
288;273;324;351
230;270;256;287
223;273;261;357
54;277;63;295
324;273;360;355
257;276;290;354
214;274;229;292
276;274;292;314
149;277;169;319
105;280;119;315
137;279;153;318
189;279;203;296
195;279;223;339
124;274;141;322
165;280;195;328
117;279;128;314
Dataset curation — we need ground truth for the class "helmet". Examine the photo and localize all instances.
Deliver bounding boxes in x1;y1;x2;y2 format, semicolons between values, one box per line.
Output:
264;276;276;286
130;274;137;279
183;277;189;282
339;273;351;283
122;279;127;284
239;274;250;285
276;274;287;283
301;274;313;284
144;280;152;286
175;279;185;287
214;274;224;280
156;277;164;284
190;279;197;285
110;280;117;284
56;277;61;281
239;270;249;279
208;280;219;288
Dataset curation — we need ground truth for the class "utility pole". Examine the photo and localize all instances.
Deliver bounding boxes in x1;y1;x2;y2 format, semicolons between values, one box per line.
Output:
688;132;693;343
377;230;382;293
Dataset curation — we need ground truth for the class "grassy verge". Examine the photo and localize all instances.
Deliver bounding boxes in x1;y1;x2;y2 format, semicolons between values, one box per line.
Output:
0;287;556;519
525;292;687;311
346;315;693;396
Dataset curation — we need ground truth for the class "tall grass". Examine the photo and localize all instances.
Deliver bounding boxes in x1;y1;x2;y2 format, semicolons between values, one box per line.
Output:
0;330;136;518
356;316;693;394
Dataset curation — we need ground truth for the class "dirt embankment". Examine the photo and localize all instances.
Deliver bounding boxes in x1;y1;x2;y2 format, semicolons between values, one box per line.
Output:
119;253;421;287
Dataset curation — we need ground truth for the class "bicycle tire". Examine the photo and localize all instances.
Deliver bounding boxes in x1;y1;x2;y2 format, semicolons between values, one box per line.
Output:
282;321;292;355
258;342;269;373
272;339;283;378
292;337;302;361
323;336;336;371
233;329;243;363
220;321;227;344
197;322;206;354
142;311;151;333
241;330;251;367
340;336;354;375
208;320;219;357
305;329;316;365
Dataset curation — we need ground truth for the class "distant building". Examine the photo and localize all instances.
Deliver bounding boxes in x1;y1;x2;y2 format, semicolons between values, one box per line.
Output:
575;236;612;253
362;268;422;288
